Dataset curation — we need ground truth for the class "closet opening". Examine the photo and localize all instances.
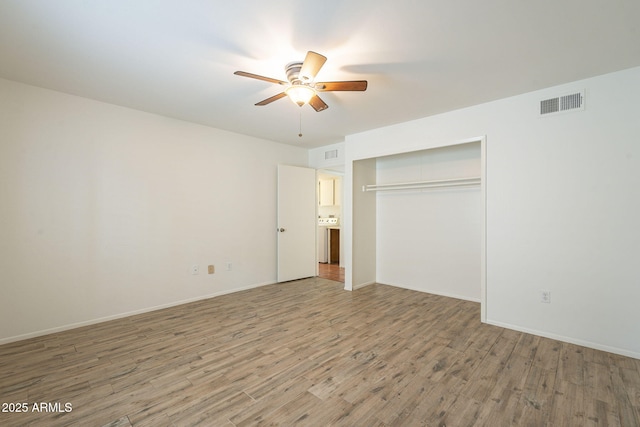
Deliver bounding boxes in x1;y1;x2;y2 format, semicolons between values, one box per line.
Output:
349;137;486;321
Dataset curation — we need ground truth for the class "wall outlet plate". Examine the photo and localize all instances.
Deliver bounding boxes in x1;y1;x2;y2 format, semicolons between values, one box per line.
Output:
540;290;551;304
191;265;199;275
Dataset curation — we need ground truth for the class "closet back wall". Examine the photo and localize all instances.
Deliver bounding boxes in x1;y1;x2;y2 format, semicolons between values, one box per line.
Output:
376;143;482;301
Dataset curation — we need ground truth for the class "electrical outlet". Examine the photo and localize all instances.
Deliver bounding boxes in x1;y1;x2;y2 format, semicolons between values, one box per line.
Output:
191;265;199;275
540;290;551;304
208;265;215;274
226;262;232;271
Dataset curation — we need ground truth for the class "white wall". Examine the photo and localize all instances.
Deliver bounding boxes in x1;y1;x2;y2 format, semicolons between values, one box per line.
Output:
308;142;345;172
345;158;377;290
376;143;482;301
0;78;308;343
344;66;640;358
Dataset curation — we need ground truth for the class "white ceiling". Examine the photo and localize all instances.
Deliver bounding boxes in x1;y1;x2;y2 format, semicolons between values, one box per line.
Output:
1;1;640;149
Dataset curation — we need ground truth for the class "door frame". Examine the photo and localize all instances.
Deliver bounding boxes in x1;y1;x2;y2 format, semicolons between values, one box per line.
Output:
316;169;344;269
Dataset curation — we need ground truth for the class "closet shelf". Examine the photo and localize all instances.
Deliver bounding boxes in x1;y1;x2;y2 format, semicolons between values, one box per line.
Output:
362;176;481;192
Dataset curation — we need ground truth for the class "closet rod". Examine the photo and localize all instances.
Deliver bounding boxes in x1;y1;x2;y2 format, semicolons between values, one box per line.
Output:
362;176;481;192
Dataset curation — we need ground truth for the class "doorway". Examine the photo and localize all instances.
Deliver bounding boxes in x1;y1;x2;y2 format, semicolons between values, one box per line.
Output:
317;170;345;282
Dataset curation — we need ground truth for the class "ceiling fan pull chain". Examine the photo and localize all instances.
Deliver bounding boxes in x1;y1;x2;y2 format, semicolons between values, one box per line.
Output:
299;111;303;137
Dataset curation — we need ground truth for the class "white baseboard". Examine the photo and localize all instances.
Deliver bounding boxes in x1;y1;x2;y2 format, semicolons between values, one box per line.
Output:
0;281;274;346
377;281;481;303
485;319;640;360
352;280;376;290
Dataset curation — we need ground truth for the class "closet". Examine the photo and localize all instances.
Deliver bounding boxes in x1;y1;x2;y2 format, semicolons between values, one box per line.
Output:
354;141;483;302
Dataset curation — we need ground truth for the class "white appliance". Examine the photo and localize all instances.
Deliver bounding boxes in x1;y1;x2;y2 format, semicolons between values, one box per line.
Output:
318;217;339;227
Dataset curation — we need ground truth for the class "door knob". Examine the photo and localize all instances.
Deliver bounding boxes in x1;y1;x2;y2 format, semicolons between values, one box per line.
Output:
278;228;286;232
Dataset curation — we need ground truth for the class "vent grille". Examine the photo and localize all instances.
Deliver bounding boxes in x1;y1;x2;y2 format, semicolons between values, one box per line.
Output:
324;149;338;160
540;90;584;116
540;97;560;115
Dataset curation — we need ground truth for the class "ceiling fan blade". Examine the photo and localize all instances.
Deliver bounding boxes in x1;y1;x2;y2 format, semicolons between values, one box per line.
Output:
255;92;287;106
234;71;287;86
299;51;327;82
308;94;329;112
315;80;368;91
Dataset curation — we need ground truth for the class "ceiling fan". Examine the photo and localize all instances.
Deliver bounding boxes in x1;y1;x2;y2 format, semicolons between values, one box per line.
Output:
234;51;367;112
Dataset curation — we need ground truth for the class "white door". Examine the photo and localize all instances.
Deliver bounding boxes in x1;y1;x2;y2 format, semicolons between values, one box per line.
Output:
277;164;317;282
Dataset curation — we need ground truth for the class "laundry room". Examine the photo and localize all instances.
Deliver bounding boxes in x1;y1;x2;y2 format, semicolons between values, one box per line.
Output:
317;172;342;267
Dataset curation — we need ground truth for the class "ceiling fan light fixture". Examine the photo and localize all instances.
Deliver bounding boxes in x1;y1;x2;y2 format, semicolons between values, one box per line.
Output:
285;85;315;107
235;51;366;112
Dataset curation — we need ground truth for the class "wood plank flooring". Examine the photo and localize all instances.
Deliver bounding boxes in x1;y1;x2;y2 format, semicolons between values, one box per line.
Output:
1;278;639;426
318;263;345;283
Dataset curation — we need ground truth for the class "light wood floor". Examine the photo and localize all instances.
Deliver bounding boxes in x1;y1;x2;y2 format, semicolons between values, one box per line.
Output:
1;278;639;426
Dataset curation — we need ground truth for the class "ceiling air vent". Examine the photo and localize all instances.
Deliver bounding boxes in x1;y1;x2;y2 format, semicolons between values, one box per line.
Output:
324;149;339;160
540;90;584;116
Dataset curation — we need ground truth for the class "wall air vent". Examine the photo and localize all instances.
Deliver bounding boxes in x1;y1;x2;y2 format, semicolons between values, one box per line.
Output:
540;90;585;116
324;149;339;160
